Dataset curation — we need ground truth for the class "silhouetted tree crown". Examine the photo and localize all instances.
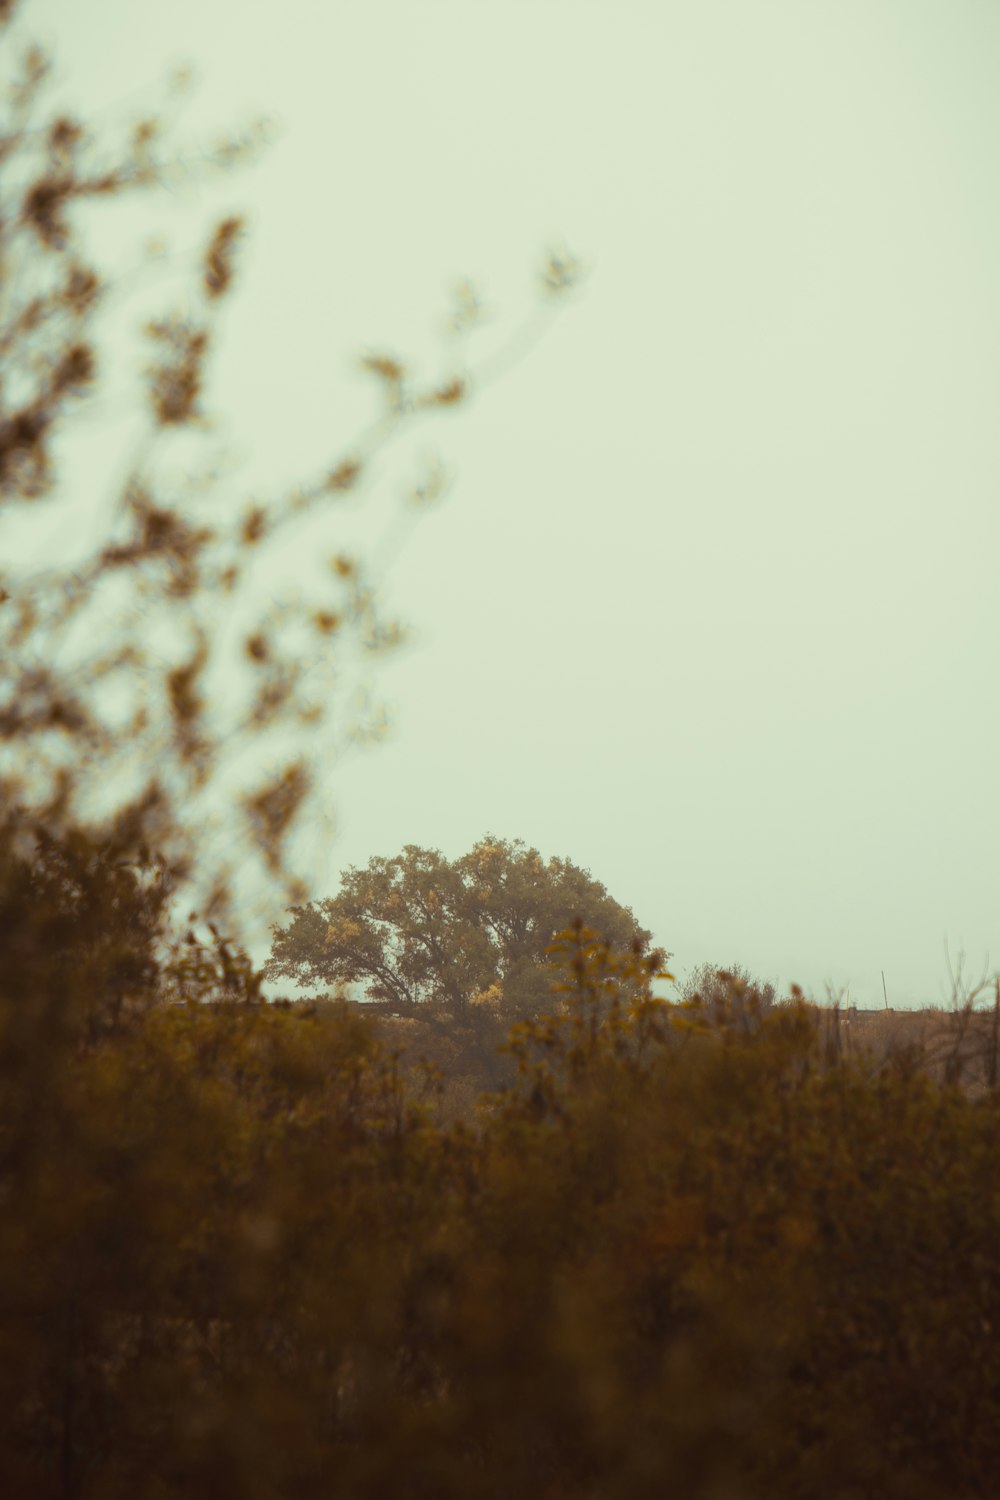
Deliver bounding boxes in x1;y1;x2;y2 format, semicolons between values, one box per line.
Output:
264;835;652;1015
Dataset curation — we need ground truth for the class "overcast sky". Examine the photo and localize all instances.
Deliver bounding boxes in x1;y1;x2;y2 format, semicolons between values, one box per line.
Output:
25;0;1000;1006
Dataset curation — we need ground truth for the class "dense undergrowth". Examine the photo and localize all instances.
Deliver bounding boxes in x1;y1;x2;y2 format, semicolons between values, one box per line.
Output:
3;839;999;1499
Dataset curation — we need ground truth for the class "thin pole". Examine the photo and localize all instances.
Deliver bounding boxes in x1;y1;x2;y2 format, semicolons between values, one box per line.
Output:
881;970;889;1011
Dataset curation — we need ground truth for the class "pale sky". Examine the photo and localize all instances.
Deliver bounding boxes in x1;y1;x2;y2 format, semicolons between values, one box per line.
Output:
22;0;1000;1007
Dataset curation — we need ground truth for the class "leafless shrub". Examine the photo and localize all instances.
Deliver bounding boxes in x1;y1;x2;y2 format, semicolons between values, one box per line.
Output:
677;961;777;1034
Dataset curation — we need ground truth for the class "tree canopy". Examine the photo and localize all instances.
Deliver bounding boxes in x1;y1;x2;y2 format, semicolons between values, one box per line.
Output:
264;835;654;1016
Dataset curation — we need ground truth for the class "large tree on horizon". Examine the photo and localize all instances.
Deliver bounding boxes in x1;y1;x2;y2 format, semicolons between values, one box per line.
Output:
263;835;653;1017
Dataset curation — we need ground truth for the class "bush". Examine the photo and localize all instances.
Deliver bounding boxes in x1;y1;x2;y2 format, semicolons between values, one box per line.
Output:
676;959;777;1028
5;922;1000;1498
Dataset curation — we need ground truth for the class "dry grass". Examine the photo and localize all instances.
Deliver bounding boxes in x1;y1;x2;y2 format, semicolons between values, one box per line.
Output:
817;995;1000;1095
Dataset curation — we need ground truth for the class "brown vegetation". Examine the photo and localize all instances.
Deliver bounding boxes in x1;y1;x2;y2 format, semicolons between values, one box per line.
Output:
2;6;999;1496
816;997;1000;1095
5;919;1000;1498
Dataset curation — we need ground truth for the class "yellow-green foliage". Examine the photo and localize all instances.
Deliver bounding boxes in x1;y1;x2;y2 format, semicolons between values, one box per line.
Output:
4;908;1000;1499
264;835;652;1019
